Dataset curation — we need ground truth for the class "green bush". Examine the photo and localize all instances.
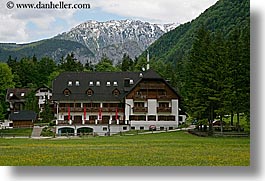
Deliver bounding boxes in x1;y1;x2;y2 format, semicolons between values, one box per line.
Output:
41;127;54;137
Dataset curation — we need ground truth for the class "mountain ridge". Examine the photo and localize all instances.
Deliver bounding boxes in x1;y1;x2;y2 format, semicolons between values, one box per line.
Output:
0;19;178;64
54;19;178;64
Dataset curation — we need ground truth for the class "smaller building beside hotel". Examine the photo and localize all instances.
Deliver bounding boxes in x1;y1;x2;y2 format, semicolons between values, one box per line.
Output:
9;110;37;128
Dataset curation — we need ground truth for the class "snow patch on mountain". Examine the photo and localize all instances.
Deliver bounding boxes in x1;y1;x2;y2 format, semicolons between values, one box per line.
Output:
55;20;179;64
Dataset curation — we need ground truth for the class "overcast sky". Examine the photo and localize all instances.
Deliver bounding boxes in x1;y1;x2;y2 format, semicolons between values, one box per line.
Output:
0;0;218;43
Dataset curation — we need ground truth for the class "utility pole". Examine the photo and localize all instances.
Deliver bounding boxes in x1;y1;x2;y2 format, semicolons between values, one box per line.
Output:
147;50;150;70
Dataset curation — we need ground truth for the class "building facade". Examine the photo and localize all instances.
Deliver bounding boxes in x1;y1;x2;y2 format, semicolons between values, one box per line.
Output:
52;70;182;136
9;110;37;128
35;86;53;111
6;88;31;112
6;86;53;113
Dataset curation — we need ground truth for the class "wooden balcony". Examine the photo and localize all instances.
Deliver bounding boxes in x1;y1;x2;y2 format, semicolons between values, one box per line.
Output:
59;107;84;112
157;95;172;100
57;120;70;125
84;120;95;124
101;107;124;112
140;83;165;90
133;95;147;101
157;107;172;113
58;107;123;113
132;107;147;113
57;119;129;126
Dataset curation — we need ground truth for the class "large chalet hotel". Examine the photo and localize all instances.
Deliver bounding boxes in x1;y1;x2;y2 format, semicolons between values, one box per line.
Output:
53;69;184;135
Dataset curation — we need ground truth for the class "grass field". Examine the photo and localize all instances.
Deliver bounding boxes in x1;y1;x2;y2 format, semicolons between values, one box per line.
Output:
0;131;250;166
0;128;32;137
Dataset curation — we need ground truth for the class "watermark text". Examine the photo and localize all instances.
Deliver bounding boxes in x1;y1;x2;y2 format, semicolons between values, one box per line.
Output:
6;1;91;10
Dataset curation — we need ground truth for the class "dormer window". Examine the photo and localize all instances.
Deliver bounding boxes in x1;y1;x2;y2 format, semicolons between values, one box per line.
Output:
96;81;100;86
68;81;72;86
63;89;71;96
21;93;25;97
89;81;94;86
106;81;111;87
113;81;118;86
75;81;80;86
113;89;120;96
129;79;134;85
86;89;94;96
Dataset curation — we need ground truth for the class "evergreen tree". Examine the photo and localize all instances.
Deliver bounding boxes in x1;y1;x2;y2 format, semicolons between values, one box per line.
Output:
121;54;134;71
226;27;250;129
24;90;39;113
40;96;54;123
84;60;94;72
0;103;4;120
59;53;84;72
0;63;15;93
6;56;21;87
47;71;61;88
184;27;225;134
37;57;56;87
0;63;15;119
16;57;39;88
95;56;117;72
134;56;147;71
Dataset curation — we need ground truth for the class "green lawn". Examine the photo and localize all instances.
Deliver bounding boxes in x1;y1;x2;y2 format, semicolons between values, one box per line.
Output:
0;131;250;166
0;128;32;137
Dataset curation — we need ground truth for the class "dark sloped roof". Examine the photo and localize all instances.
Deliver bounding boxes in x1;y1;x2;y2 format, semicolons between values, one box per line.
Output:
9;110;37;121
35;85;52;92
52;71;143;101
6;88;32;102
142;69;162;79
52;69;179;102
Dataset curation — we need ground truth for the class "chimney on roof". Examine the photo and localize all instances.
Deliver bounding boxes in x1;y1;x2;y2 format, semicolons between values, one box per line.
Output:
147;50;150;70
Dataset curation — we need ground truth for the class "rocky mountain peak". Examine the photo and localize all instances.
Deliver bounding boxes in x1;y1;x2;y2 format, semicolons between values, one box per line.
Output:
55;19;178;64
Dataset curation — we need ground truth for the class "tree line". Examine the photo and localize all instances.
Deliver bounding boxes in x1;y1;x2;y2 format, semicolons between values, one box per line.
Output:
155;26;249;134
0;52;149;120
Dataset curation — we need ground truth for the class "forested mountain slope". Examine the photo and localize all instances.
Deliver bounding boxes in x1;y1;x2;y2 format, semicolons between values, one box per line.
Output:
0;39;93;63
142;0;249;63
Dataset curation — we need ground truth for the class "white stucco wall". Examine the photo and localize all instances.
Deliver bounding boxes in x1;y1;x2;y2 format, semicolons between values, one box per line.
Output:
147;99;157;115
56;125;130;136
125;99;133;120
130;121;178;130
171;99;179;124
35;90;52;108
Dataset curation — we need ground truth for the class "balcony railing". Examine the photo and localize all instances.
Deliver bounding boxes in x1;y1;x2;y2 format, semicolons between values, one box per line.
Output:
132;107;147;113
101;107;123;112
157;95;172;100
140;83;165;89
133;95;147;100
58;107;123;113
157;107;172;113
57;120;70;125
59;107;85;112
56;119;129;126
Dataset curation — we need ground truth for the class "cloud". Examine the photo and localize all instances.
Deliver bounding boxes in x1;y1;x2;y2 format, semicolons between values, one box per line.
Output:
0;0;218;43
0;0;81;43
92;0;218;23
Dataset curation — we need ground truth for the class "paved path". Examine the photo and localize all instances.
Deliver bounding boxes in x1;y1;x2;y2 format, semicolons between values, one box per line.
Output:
31;126;44;138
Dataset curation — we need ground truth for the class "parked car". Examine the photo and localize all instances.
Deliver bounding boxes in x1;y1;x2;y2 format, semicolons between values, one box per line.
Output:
149;125;156;131
213;120;226;126
191;119;198;125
